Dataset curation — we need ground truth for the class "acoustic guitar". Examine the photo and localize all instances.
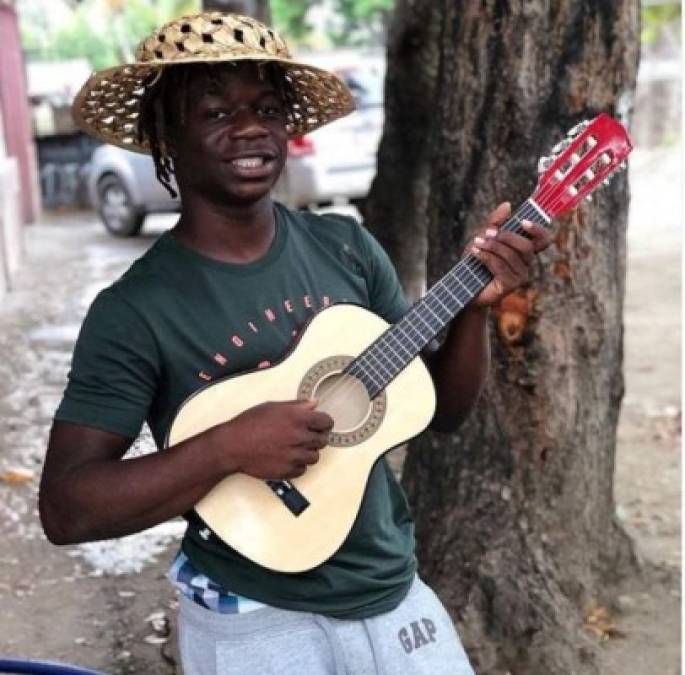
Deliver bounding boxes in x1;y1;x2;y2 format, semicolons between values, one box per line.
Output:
167;113;633;572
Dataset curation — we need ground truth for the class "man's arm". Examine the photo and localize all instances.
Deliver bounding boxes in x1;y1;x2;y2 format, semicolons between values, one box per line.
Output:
425;305;490;432
425;202;553;432
39;401;332;545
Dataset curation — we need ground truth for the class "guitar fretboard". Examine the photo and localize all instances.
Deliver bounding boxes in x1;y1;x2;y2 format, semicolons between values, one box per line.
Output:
345;199;550;398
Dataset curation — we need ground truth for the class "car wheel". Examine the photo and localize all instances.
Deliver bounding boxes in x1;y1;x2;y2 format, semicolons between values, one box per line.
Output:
97;174;145;237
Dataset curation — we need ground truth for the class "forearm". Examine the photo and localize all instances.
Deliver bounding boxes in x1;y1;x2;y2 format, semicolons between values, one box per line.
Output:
40;427;231;545
427;305;490;432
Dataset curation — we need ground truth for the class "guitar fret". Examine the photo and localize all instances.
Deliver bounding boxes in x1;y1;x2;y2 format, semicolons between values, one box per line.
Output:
349;202;549;397
452;269;479;296
409;316;435;345
398;318;426;348
434;279;463;308
368;340;401;378
364;350;395;380
352;320;421;396
423;294;452;324
384;332;412;360
413;305;440;333
416;298;442;331
428;289;453;315
356;358;385;387
376;332;409;365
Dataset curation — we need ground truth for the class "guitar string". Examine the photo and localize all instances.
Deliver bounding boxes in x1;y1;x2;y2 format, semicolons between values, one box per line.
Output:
327;196;553;399
353;199;547;382
344;203;541;393
351;187;579;384
311;201;545;412
348;162;614;391
312;157;618;416
312;196;560;412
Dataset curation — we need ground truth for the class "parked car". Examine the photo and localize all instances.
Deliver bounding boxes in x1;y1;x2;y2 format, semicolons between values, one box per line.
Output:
88;54;385;237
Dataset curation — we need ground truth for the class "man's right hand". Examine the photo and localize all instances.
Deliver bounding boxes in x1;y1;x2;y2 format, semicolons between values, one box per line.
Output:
210;400;334;480
40;401;333;545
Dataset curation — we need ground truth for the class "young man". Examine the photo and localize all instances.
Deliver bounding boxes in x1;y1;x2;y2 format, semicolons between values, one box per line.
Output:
39;12;552;675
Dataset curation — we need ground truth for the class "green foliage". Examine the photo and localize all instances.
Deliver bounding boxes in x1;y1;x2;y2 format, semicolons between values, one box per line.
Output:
19;0;199;68
271;0;316;40
20;0;396;62
271;0;394;46
327;0;393;46
641;3;681;45
337;0;393;20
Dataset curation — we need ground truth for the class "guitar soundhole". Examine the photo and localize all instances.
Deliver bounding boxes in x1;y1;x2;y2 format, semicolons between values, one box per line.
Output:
297;356;386;447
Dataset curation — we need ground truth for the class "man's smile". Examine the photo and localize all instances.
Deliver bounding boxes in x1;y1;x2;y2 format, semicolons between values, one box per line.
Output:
224;152;279;179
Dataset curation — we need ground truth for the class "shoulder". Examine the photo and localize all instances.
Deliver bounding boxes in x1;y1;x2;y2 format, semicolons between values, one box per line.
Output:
93;236;173;313
276;203;384;272
276;203;408;322
278;203;362;243
78;245;173;346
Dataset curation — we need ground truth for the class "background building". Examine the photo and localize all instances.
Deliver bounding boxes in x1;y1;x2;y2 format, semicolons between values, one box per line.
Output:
0;0;39;299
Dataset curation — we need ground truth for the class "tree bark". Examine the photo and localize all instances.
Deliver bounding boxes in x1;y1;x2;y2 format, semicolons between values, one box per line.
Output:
366;2;641;673
364;4;445;301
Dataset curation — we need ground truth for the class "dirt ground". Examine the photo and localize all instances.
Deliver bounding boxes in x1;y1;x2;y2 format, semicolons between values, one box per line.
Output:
0;148;680;674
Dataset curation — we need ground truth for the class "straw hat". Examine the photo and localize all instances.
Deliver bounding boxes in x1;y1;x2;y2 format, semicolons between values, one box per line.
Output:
72;12;356;154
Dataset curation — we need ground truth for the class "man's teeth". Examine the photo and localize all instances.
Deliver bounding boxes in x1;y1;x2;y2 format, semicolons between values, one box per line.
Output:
232;157;267;168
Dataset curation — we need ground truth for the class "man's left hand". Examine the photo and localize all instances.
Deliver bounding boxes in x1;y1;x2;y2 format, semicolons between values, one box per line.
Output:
467;201;553;308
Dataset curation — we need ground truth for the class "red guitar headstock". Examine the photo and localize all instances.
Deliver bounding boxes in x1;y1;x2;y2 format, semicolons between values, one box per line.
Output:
531;114;633;219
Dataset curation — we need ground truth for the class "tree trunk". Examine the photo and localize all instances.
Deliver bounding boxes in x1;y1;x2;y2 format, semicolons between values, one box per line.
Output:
366;2;641;673
202;0;271;23
363;5;445;301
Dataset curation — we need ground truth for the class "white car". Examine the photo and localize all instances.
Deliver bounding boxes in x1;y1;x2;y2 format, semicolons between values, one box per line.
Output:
88;55;384;236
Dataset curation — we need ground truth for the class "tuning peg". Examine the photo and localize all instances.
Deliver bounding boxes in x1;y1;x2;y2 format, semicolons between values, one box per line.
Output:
585;195;593;203
552;139;571;154
537;156;554;174
603;178;611;186
620;161;627;170
569;120;591;136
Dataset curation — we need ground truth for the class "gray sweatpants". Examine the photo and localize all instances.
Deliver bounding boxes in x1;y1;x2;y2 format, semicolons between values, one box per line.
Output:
178;575;475;675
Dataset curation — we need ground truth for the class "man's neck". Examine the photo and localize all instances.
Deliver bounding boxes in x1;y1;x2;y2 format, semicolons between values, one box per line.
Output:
173;194;277;264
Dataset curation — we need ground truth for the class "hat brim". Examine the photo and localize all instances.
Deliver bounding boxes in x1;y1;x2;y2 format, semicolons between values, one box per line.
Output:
72;56;356;154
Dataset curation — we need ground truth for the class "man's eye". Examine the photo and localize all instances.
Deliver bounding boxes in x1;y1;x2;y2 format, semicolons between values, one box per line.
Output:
259;104;285;118
207;109;228;120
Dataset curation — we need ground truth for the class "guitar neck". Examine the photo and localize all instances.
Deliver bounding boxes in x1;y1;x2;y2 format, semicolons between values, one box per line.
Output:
345;198;551;398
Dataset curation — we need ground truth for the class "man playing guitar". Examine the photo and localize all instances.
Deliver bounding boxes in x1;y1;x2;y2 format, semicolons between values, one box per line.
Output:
40;12;552;674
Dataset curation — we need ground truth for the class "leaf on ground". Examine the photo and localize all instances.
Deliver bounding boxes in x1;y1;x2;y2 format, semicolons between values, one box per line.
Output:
143;634;168;645
584;602;627;641
145;610;171;637
0;467;34;483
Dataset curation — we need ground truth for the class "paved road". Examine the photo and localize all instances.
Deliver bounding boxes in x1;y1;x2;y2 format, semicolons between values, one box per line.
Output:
0;212;181;674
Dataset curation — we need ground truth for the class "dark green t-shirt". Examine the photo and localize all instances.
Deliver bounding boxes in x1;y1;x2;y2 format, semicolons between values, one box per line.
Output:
55;202;416;619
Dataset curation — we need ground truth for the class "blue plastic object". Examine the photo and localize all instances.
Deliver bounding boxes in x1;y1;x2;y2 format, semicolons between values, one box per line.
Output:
0;659;104;675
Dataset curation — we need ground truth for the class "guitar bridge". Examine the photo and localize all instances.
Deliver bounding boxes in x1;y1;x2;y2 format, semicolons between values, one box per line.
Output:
266;480;310;516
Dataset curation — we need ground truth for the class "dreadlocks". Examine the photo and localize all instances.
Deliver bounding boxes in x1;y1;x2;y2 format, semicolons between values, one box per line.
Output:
137;61;297;199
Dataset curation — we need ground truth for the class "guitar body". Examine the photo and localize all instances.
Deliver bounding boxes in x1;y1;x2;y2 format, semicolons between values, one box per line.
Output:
167;303;436;573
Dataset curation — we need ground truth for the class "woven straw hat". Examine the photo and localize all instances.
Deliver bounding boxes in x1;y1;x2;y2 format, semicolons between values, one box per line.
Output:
72;12;356;154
